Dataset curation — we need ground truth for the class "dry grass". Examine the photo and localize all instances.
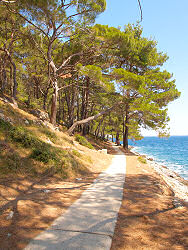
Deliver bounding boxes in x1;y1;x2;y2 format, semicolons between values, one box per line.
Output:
0;98;114;249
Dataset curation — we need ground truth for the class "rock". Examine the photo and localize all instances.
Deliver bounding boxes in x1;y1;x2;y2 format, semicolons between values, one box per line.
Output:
6;211;14;220
73;141;79;147
141;154;146;158
99;149;108;154
0;113;14;125
76;178;82;181
30;109;49;121
173;198;183;208
0;113;5;120
147;157;154;161
33;119;44;126
43;189;50;193
46;138;52;144
24;119;30;125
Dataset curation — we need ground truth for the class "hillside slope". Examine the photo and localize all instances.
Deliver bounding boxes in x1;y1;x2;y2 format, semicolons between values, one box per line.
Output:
0;97;113;249
0;97;112;179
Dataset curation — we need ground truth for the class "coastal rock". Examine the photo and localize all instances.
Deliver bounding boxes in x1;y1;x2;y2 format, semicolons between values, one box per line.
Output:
150;161;188;203
141;155;147;158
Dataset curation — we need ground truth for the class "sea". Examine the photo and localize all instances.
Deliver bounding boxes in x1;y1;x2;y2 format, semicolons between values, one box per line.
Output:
126;136;188;180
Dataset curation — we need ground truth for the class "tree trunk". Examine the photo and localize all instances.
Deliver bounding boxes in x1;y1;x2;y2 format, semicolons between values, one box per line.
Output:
116;132;120;145
123;125;129;150
67;101;122;135
65;84;76;128
50;81;58;125
1;67;7;93
4;48;17;100
11;61;17;99
123;104;129;150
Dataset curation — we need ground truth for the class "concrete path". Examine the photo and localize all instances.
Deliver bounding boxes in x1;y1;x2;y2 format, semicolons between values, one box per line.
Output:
25;147;126;250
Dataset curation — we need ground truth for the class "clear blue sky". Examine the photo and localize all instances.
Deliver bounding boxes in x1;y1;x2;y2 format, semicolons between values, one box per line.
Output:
96;0;188;136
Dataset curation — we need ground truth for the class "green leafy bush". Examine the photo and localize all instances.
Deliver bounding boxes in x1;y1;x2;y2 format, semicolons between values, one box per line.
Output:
138;156;147;164
0;118;13;131
75;134;94;149
72;149;81;157
9;126;40;148
30;143;57;163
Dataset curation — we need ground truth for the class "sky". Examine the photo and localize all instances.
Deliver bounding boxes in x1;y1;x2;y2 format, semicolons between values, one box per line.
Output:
96;0;188;136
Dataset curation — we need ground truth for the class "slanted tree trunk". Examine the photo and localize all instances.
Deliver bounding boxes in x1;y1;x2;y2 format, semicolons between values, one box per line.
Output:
67;101;122;135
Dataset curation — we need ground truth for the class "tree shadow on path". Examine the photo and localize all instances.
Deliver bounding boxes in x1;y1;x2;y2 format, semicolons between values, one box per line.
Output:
111;172;188;250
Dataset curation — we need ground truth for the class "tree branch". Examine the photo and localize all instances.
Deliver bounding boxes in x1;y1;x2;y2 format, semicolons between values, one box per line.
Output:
5;4;49;38
137;0;143;22
57;52;82;73
67;101;123;135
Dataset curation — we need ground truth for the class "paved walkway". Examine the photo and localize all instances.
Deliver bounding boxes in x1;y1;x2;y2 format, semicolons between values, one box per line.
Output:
25;148;126;250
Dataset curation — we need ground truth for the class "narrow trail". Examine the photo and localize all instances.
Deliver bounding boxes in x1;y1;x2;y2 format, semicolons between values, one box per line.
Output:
25;147;126;250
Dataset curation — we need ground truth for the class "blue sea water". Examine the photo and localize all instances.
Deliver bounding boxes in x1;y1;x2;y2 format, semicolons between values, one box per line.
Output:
127;136;188;180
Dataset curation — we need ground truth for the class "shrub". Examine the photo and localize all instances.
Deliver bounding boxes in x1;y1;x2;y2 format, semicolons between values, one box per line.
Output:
72;149;81;157
9;126;40;148
75;134;94;149
138;156;147;164
30;143;57;163
0;118;13;131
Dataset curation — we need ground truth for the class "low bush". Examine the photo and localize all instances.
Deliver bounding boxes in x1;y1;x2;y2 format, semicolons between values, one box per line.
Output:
72;149;81;157
0;118;13;131
138;156;147;164
9;126;40;148
75;134;94;149
30;143;56;163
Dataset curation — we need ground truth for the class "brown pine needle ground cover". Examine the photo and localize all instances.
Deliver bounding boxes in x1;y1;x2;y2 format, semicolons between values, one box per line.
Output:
0;140;113;250
111;152;188;250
